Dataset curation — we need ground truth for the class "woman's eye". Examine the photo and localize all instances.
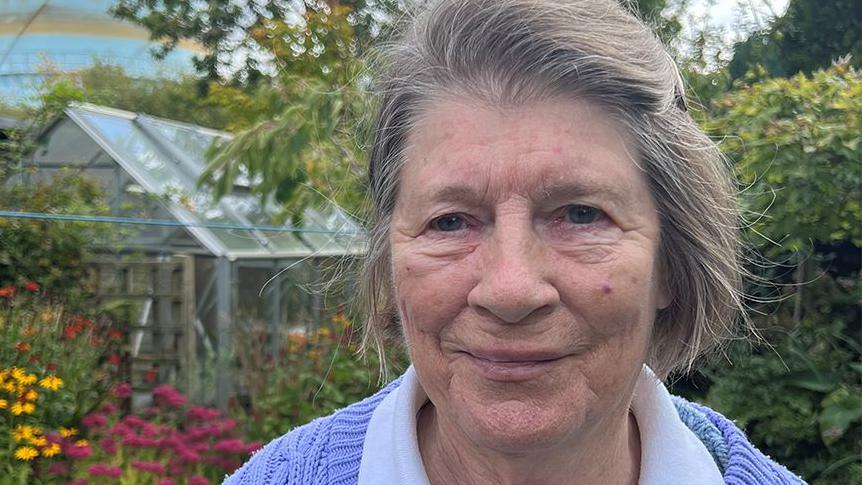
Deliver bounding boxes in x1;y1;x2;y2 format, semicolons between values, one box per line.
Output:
566;205;601;224
431;214;466;232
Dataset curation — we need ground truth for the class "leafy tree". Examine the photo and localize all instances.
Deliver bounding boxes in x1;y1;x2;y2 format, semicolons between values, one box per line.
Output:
674;63;862;484
729;0;862;79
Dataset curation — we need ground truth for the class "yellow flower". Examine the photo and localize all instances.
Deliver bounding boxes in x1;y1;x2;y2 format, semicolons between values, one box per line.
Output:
14;446;38;461
0;399;7;409
28;436;47;447
19;374;37;386
10;368;25;381
12;425;39;442
38;375;63;391
317;328;332;339
59;427;77;438
24;389;38;401
21;402;35;414
3;381;15;393
41;443;60;457
0;369;8;381
74;439;89;448
10;402;25;415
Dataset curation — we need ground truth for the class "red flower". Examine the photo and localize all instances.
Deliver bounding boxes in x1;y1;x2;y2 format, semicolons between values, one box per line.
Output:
46;362;57;372
188;475;209;485
0;286;15;298
108;353;122;366
99;437;118;455
144;369;158;383
113;383;132;399
132;460;165;474
27;354;41;364
82;413;108;429
15;342;31;353
107;329;123;341
88;464;123;478
24;281;39;292
213;438;245;454
153;385;187;408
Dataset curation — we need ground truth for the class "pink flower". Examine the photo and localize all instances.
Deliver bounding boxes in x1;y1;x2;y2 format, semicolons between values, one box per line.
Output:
189;476;209;485
217;419;237;434
157;480;174;485
67;480;87;485
113;383;132;399
63;441;92;459
100;402;119;415
141;422;161;438
100;437;117;455
82;413;108;429
244;441;263;454
152;385;187;408
89;463;123;478
110;422;133;438
214;438;245;454
187;406;220;421
177;446;200;463
123;415;147;428
132;460;165;474
123;434;159;448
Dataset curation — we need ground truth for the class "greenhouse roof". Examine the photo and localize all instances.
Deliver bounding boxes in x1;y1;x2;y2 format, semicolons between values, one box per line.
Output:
64;102;362;259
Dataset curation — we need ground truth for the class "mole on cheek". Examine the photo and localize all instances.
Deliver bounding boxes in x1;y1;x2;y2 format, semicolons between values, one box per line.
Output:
600;281;613;295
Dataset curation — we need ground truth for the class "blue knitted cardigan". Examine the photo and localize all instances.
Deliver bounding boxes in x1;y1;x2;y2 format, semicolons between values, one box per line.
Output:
225;375;805;484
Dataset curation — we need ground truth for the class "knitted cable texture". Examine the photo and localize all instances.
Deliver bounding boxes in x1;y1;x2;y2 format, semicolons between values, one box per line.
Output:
224;375;805;484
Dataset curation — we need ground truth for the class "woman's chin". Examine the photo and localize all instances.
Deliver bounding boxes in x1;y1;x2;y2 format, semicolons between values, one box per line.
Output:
453;395;589;454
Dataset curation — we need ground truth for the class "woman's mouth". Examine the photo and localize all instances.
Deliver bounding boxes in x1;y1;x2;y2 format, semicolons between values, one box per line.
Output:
460;350;567;381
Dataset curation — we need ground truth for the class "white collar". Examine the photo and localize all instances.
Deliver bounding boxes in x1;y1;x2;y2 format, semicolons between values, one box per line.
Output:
358;365;724;485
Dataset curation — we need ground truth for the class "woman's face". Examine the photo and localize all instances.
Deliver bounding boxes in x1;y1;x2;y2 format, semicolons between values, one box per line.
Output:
390;97;668;453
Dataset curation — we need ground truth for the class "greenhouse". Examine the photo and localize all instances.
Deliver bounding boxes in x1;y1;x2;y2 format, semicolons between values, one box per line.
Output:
8;103;363;407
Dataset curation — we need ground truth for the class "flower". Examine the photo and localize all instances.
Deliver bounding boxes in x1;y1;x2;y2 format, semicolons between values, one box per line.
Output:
100;402;119;414
213;438;246;454
0;286;16;298
132;460;165;474
12;425;39;442
188;476;209;485
107;329;123;341
0;399;6;409
14;446;38;461
64;439;92;459
99;437;117;455
144;369;158;383
15;342;31;353
88;464;123;478
10;402;29;415
47;461;70;475
113;383;132;399
108;352;121;366
187;405;220;421
157;479;174;485
41;442;61;457
153;385;187;408
59;427;78;438
82;413;108;429
24;389;38;401
39;375;63;391
24;281;39;292
29;435;47;447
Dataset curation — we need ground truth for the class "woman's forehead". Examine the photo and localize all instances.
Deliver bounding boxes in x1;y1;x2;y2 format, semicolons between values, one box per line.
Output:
399;97;647;204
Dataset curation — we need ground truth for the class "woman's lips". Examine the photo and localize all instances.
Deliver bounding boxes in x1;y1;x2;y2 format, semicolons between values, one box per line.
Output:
461;350;566;381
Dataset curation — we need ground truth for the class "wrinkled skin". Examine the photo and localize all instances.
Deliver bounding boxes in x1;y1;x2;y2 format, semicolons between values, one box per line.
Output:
390;97;669;484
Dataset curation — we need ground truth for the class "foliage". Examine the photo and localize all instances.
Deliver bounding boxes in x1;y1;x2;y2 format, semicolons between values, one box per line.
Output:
706;63;862;252
0;172;109;300
43;383;261;484
0;286;123;483
675;63;862;483
233;312;407;442
729;0;862;79
110;0;403;84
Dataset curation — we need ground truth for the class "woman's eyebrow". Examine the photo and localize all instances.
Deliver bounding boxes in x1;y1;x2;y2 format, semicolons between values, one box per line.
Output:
536;180;632;204
421;185;487;205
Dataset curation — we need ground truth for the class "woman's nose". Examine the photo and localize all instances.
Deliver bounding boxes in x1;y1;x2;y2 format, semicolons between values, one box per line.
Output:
466;222;560;324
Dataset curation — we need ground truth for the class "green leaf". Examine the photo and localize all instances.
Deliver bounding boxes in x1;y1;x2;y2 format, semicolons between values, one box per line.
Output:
819;388;862;445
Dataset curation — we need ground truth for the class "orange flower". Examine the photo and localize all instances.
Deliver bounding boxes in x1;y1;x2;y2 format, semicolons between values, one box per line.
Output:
24;281;39;293
0;286;15;298
15;342;31;353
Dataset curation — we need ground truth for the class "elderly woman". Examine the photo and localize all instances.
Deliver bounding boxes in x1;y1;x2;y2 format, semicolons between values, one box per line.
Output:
228;0;804;483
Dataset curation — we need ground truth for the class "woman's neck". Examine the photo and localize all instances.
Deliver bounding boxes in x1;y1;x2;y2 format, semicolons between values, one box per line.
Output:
417;402;640;485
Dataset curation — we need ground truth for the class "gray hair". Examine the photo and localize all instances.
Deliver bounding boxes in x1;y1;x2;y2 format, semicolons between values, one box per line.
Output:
357;0;745;379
